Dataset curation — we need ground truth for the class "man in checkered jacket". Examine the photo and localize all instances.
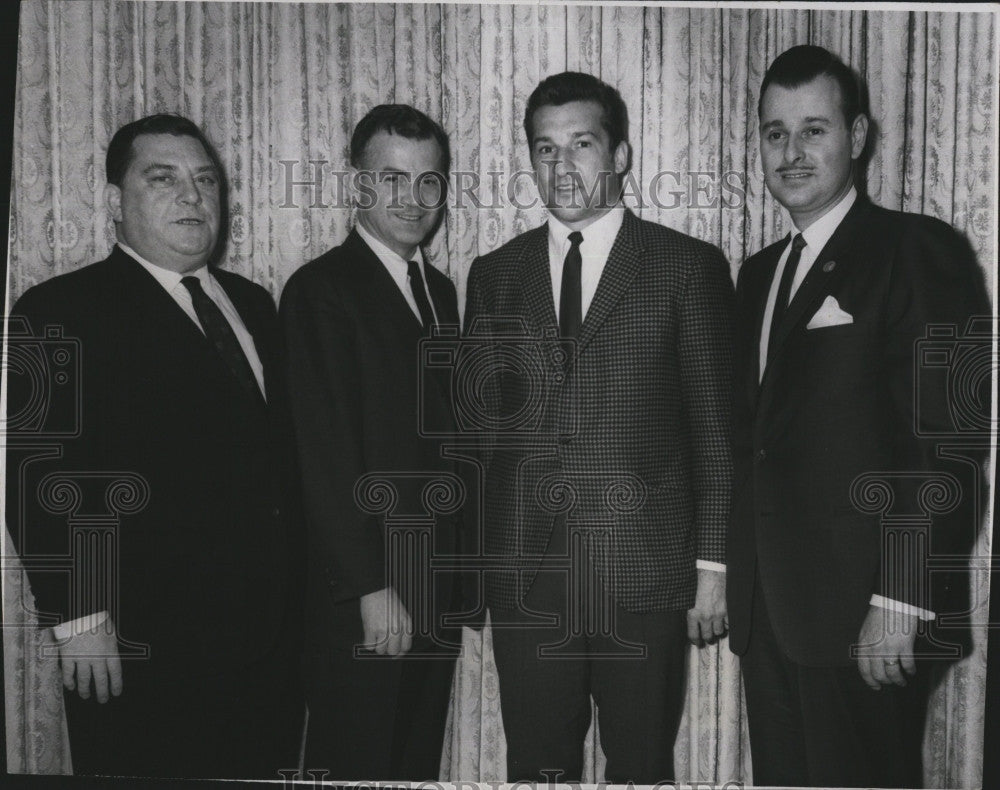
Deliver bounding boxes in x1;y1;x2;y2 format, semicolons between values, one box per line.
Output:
463;71;734;783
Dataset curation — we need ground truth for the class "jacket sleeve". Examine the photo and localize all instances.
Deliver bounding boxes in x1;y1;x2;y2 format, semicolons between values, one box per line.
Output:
279;269;385;603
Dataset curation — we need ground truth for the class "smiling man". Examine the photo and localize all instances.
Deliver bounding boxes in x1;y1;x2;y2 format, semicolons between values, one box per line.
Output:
280;104;461;779
463;72;734;782
6;114;303;777
727;45;988;787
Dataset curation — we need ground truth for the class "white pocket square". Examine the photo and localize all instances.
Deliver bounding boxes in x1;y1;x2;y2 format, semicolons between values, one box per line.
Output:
806;295;854;329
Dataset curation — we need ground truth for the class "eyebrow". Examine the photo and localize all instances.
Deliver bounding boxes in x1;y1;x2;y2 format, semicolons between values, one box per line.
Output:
533;130;598;144
141;163;217;174
761;116;833;129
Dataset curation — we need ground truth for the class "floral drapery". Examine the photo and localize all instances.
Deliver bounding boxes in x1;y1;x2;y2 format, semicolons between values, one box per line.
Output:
4;3;995;786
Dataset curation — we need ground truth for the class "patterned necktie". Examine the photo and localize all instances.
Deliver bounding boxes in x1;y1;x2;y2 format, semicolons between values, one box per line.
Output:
407;260;436;333
181;276;262;400
560;231;584;339
767;233;807;363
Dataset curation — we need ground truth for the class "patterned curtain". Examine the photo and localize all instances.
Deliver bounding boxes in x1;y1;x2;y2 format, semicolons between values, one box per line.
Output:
4;3;995;786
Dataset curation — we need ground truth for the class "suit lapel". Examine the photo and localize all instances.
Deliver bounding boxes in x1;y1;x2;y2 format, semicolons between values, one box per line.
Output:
211;271;269;407
575;210;644;356
745;244;783;412
518;225;565;372
346;230;426;339
759;198;873;397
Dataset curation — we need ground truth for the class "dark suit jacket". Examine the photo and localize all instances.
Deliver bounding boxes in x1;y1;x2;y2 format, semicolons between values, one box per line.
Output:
279;230;461;650
727;197;989;666
464;209;735;613
6;246;301;686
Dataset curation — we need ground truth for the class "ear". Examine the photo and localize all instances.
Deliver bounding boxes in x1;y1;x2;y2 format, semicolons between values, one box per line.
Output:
613;140;630;176
104;183;123;223
850;114;869;160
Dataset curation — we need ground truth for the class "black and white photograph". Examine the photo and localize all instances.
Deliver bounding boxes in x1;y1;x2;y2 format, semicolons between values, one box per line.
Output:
1;2;997;788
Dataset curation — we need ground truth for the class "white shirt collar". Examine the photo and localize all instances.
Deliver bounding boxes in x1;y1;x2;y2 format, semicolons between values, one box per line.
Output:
117;242;211;292
793;186;857;254
547;205;625;257
355;221;425;274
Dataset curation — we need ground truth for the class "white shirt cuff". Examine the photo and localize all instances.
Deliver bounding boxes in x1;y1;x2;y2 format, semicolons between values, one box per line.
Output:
52;611;109;640
870;595;935;621
696;560;726;573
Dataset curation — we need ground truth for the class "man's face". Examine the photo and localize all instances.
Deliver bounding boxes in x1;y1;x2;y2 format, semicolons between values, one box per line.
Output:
759;75;868;230
530;100;628;231
106;133;221;273
352;131;446;261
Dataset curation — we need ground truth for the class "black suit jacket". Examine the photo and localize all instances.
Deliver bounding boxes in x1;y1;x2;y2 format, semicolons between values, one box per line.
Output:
464;209;735;613
6;246;301;685
279;230;461;648
727;197;989;666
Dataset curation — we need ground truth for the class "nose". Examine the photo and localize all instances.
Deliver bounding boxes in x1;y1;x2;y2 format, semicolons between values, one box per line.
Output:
782;134;805;164
552;149;574;178
176;174;203;205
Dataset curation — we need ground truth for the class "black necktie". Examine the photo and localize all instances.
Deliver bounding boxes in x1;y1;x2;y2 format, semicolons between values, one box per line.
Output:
181;276;262;400
407;260;436;333
767;233;807;363
560;231;584;339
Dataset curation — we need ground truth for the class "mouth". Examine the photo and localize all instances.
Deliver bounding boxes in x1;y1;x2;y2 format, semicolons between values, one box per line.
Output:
777;171;814;180
174;218;205;225
394;213;427;223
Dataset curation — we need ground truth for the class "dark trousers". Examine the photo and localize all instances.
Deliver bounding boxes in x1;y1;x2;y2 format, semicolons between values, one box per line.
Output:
742;578;930;788
64;656;303;779
491;519;688;783
302;596;458;781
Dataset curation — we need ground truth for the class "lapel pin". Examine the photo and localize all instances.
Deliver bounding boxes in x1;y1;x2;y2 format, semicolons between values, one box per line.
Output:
823;260;837;273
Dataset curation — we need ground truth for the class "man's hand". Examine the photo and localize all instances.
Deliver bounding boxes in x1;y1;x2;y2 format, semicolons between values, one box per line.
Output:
55;618;123;703
359;586;413;657
687;568;727;646
855;605;918;690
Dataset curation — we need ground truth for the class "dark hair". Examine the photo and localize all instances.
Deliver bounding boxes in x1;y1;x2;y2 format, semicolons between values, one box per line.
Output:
524;72;629;152
105;113;222;187
350;104;450;174
758;45;864;125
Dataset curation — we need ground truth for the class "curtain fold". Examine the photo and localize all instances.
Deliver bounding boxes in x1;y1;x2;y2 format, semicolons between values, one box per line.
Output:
4;4;994;786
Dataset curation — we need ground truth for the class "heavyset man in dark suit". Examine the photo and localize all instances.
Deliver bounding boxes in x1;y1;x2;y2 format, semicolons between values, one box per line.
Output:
5;114;303;777
281;105;461;779
463;72;734;783
727;46;989;788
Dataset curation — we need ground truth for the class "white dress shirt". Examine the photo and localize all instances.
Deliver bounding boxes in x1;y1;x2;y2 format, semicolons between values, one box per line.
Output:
755;189;933;621
548;206;624;324
356;222;438;325
52;243;267;640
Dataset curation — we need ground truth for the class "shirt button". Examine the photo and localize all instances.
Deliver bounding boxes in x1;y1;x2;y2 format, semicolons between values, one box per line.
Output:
757;449;767;461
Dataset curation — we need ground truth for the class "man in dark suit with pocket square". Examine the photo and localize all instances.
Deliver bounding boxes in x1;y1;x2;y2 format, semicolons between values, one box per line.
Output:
463;72;734;783
727;45;990;788
280;104;462;780
6;113;303;778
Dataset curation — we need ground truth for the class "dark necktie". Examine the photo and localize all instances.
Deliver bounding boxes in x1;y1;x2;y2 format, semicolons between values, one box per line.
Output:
767;233;807;363
407;260;436;333
560;231;584;339
181;276;262;400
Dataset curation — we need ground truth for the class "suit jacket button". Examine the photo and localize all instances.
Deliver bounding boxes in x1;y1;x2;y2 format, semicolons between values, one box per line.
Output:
271;506;281;518
757;449;767;461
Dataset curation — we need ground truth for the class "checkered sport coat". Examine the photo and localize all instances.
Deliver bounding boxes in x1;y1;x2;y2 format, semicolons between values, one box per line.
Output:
464;209;734;613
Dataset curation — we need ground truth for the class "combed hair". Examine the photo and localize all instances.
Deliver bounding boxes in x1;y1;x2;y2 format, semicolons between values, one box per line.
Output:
523;71;629;151
350;104;450;174
758;45;864;125
105;114;221;187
